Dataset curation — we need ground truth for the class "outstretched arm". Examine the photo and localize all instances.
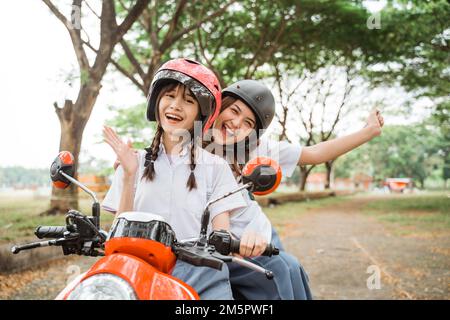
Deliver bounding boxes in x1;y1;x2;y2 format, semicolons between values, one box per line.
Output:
299;109;384;165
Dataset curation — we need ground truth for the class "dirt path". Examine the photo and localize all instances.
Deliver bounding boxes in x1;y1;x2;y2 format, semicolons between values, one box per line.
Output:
2;195;449;300
280;195;450;300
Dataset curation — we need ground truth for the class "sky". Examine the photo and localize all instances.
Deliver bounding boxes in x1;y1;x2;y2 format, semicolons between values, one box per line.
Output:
0;1;433;170
0;1;143;169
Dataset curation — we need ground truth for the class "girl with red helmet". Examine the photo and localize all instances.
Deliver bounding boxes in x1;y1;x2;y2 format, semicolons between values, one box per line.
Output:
102;59;247;299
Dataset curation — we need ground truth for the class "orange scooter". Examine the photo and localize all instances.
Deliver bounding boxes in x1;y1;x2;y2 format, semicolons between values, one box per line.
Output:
11;152;281;300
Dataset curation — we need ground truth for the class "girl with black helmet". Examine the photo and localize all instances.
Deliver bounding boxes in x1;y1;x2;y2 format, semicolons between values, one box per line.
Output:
204;79;312;300
102;58;248;299
207;79;384;300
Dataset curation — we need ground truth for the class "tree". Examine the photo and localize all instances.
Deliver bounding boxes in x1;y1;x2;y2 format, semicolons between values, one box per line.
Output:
41;0;149;215
335;123;445;189
105;0;237;94
271;60;382;190
365;1;450;121
104;103;152;149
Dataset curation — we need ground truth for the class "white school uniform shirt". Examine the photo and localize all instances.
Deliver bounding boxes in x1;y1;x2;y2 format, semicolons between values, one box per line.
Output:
229;136;303;242
102;143;247;241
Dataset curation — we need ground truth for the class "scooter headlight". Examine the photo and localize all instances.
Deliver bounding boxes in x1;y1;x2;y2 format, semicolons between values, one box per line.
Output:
67;273;137;300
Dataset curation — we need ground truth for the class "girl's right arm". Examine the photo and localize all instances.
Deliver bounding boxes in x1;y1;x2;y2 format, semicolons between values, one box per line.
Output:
117;174;136;217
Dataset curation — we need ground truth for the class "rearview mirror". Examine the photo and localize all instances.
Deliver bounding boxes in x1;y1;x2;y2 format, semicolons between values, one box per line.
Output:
242;157;282;196
50;151;75;189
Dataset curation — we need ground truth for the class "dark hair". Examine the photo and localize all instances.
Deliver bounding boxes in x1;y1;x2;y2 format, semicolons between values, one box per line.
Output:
142;83;199;191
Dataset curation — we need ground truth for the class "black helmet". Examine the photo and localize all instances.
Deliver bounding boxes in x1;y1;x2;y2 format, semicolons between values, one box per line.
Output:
222;80;275;137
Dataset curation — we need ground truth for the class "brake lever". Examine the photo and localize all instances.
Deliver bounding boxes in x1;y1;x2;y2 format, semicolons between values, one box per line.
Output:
174;245;224;270
227;256;274;279
11;237;70;254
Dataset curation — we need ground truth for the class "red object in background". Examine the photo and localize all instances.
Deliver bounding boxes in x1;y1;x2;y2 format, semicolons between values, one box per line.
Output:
385;178;412;192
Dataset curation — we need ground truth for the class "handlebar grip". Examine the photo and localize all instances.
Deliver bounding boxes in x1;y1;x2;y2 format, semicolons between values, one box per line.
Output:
230;239;280;257
35;226;67;239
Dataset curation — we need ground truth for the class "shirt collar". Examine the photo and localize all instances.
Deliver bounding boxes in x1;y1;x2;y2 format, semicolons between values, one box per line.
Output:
157;137;192;159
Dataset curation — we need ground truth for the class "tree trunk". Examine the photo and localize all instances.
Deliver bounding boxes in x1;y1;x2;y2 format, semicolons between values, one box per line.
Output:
40;0;150;215
299;165;315;191
42;84;100;215
324;160;334;189
46;126;82;215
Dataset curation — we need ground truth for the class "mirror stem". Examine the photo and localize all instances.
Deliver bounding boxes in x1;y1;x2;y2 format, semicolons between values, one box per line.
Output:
59;171;99;204
198;182;253;244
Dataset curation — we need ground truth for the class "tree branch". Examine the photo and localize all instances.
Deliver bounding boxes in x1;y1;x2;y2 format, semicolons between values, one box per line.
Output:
120;39;146;81
83;0;100;19
115;0;151;43
160;0;237;52
159;0;188;52
195;28;226;87
42;0;90;72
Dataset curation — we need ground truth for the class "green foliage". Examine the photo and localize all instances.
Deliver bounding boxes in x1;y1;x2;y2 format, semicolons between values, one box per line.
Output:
0;197;115;242
0;167;49;187
334;121;447;187
104;103;156;149
365;194;449;214
114;0;378;87
363;193;450;235
365;1;450;103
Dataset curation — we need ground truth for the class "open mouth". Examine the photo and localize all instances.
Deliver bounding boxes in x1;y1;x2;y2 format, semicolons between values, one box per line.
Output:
221;123;236;138
165;112;184;124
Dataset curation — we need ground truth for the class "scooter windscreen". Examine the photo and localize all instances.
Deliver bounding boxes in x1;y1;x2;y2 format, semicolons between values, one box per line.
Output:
108;212;176;247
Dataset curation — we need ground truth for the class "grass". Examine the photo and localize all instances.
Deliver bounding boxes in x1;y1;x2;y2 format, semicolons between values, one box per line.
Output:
0;196;115;243
264;195;350;235
0;193;349;243
362;193;450;235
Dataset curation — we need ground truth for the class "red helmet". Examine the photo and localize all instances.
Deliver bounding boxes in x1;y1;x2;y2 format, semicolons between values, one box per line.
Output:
146;58;222;133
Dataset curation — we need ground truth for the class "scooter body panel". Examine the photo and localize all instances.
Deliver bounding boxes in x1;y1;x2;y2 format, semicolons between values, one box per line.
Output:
57;253;199;300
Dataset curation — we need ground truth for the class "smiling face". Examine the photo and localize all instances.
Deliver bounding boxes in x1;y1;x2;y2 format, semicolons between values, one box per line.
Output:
157;83;200;135
212;97;257;145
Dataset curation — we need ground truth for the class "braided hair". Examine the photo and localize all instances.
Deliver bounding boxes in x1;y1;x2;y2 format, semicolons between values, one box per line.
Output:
142;83;199;191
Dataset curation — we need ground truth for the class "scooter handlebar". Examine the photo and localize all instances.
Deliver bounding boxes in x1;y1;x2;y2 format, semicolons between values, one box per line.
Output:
208;230;280;257
229;239;280;257
35;226;67;239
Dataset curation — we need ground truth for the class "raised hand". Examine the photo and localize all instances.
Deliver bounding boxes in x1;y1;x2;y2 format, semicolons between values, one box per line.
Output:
113;139;137;171
366;108;384;137
103;125;138;177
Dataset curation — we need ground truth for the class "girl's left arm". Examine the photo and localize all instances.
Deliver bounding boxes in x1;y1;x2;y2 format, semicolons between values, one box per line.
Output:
299;109;384;165
211;211;230;231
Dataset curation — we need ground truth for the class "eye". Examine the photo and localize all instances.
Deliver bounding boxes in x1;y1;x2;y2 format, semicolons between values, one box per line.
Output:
231;108;238;115
165;92;175;98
